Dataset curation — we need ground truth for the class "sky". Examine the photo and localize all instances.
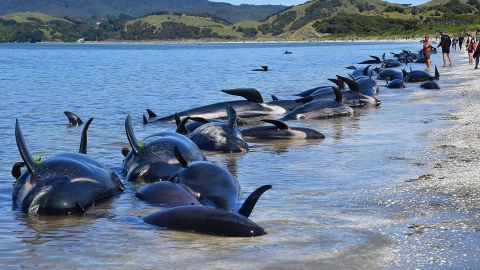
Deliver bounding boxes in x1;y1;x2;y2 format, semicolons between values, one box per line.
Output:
212;0;428;6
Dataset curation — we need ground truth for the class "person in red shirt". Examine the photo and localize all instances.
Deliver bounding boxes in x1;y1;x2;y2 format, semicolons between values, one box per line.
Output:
421;36;432;71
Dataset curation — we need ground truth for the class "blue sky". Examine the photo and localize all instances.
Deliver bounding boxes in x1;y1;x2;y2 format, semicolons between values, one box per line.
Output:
213;0;428;5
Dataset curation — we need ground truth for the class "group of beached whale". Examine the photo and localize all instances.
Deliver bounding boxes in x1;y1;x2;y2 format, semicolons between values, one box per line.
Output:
11;47;441;237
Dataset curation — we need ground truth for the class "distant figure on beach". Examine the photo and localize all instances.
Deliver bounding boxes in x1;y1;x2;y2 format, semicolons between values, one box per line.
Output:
452;36;458;50
466;33;475;65
459;35;465;51
421;36;432;71
474;30;480;69
437;31;452;67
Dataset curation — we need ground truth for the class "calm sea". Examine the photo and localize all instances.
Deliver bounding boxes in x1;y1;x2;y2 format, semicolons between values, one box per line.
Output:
0;42;455;269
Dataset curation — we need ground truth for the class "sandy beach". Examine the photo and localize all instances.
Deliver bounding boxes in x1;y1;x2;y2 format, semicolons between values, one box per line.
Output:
364;51;480;268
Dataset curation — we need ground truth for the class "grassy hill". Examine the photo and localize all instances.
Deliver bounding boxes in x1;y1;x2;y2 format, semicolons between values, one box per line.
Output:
2;1;480;43
252;0;480;40
125;13;242;39
0;0;287;24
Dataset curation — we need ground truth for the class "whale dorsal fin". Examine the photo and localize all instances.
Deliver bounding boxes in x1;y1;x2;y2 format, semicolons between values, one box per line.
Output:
79;118;93;154
221;88;264;103
237;185;272;218
332;86;343;103
271;95;279;101
175;115;190;135
226;106;237;129
328;78;345;90
337;75;360;93
146;109;157;118
434;65;440;80
125;115;142;155
295;96;313;104
370;55;380;62
363;65;371;76
142;115;149;125
15;119;37;174
174;113;181;127
261;66;268;71
64;111;83;126
382;53;386;61
174;146;189;168
402;69;409;79
261;119;288;130
345;66;357;70
403;75;409;83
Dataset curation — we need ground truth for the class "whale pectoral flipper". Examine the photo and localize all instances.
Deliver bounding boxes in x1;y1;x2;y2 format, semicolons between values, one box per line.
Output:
237;185;272;218
11;161;25;179
76;202;87;213
64;111;83;126
221;88;264;103
15;119;36;174
173;146;189;168
79;118;93;154
261;119;289;130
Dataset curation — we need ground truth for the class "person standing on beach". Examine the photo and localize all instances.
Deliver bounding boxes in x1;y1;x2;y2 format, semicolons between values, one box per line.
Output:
452;36;458;50
421;36;432;71
467;33;475;65
437;31;452;67
459;35;465;51
474;30;480;69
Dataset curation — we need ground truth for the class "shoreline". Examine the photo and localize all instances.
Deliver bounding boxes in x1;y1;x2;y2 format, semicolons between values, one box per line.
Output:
372;51;480;268
0;38;424;46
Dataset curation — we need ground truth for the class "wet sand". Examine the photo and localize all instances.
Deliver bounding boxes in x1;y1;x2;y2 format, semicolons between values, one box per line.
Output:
366;52;480;269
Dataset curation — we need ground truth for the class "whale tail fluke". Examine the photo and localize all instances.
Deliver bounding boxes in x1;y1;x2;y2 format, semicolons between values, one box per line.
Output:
64;111;83;126
222;88;264;103
238;185;272;218
261;119;289;130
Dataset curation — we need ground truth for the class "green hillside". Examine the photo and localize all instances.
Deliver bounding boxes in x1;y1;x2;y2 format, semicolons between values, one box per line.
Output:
2;1;480;43
124;13;242;39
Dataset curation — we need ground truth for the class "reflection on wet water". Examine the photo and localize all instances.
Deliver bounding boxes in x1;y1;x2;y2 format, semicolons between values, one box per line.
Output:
0;42;451;269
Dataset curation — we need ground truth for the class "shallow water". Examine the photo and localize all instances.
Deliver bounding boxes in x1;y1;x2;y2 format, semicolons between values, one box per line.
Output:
0;42;456;269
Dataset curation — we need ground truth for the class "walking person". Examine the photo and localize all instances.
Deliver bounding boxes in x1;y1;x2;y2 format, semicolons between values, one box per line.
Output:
467;33;475;65
437;31;452;67
452;36;458;50
459;35;465;51
474;30;480;69
421;36;432;71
